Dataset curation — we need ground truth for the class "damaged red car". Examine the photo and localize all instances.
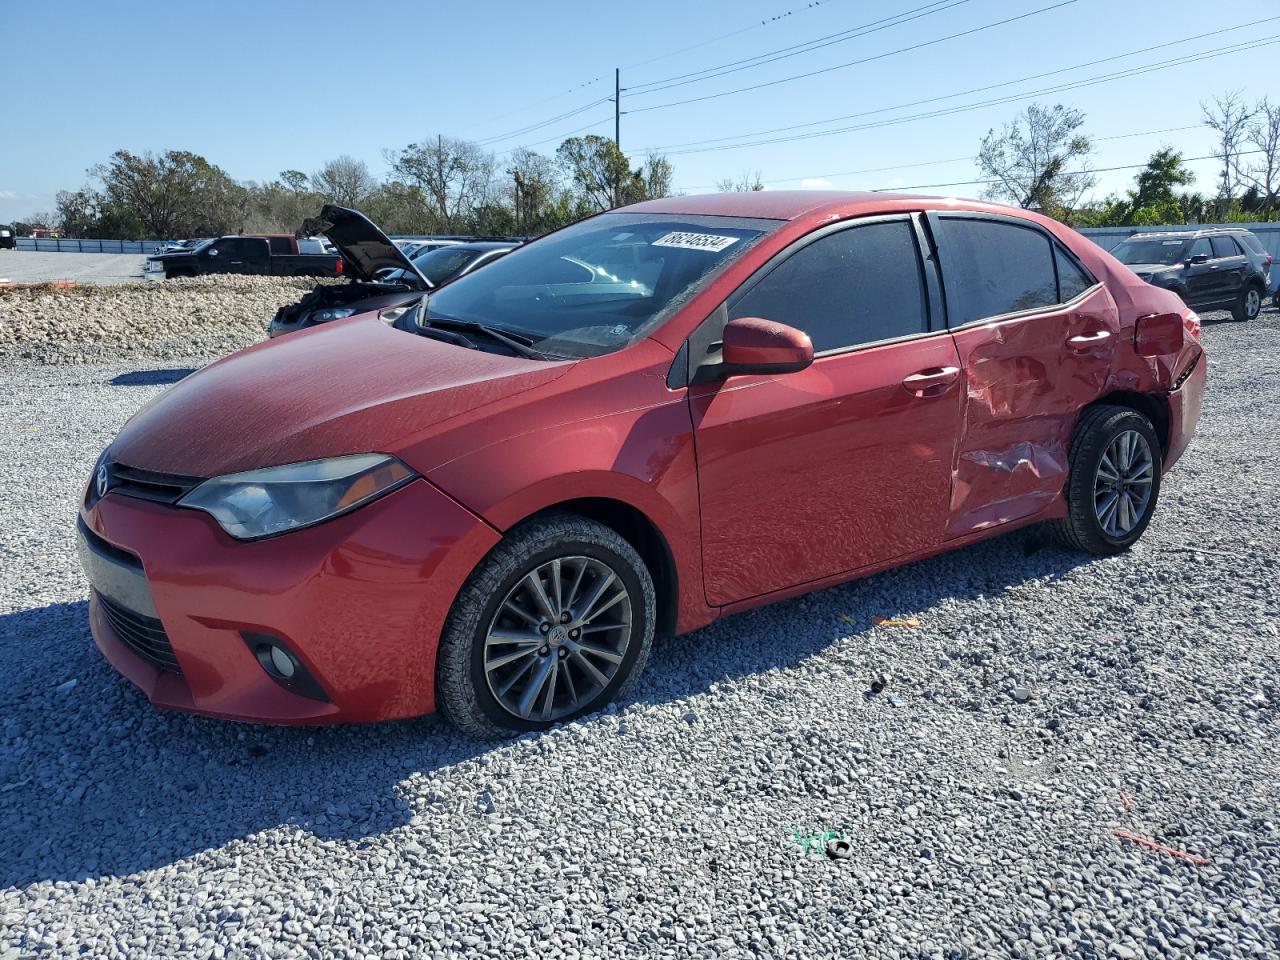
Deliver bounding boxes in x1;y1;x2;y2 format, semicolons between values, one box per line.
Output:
78;192;1205;738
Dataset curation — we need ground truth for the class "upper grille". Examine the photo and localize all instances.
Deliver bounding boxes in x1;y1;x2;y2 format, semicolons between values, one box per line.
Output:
87;459;204;508
94;590;182;674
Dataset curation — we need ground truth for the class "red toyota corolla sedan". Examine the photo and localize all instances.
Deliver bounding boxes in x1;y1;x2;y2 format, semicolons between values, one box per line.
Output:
78;192;1205;738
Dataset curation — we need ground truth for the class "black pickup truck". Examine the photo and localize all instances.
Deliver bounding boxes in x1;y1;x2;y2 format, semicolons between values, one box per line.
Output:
143;234;344;280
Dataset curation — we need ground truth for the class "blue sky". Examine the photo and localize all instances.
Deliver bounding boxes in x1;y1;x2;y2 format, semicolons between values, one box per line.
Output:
1;0;1275;223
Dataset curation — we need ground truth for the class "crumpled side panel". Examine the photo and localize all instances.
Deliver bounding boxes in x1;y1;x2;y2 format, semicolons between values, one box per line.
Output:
946;285;1119;537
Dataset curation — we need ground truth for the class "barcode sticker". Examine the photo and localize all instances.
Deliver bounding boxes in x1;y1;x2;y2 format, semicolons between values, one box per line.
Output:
652;231;740;252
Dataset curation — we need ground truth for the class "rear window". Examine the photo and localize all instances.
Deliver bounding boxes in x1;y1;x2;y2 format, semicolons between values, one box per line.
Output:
1110;238;1187;266
935;218;1058;324
412;247;481;285
1235;232;1265;256
1210;236;1240;258
1055;245;1095;301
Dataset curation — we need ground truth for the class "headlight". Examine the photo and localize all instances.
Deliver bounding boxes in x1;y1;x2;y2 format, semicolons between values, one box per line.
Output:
179;454;416;540
312;307;357;323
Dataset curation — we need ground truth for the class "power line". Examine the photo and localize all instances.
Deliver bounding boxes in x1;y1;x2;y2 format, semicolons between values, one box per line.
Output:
648;35;1279;156
625;0;972;94
675;125;1207;191
646;18;1273;153
867;149;1262;193
476;96;613;147
625;0;1079;114
621;0;847;72
462;0;847;144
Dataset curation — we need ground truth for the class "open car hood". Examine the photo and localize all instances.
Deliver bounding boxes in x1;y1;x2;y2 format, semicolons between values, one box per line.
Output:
300;205;430;290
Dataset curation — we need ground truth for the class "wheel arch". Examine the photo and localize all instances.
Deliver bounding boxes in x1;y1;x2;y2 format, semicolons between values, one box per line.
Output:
1085;391;1170;459
517;497;680;642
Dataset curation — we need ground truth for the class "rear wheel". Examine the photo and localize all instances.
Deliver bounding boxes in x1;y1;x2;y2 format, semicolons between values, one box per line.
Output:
1047;405;1162;556
436;513;655;739
1232;283;1263;322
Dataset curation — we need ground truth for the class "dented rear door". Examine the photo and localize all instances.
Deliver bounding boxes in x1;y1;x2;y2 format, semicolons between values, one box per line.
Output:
928;213;1118;538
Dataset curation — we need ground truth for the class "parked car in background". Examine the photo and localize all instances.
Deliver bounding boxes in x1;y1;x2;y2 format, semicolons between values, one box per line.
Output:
79;191;1204;738
396;238;463;259
0;226;16;249
144;234;344;279
268;209;517;338
1109;227;1271;321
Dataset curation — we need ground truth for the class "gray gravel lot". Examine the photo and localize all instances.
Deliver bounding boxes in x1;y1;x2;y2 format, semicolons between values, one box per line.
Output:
1;307;1278;958
0;252;148;286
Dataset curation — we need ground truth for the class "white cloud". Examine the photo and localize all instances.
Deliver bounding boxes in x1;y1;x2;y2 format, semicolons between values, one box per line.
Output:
0;191;17;200
798;178;833;190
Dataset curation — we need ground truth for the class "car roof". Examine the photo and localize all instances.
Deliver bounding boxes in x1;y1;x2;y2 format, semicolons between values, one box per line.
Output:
441;241;520;252
1128;227;1256;240
621;189;938;221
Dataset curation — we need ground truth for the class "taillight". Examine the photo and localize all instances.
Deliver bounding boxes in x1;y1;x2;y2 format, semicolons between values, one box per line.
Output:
1134;312;1186;356
336;258;344;275
1183;310;1201;340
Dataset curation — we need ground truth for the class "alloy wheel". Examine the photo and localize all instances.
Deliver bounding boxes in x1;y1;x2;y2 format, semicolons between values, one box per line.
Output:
1093;429;1154;538
1246;288;1261;318
483;556;633;722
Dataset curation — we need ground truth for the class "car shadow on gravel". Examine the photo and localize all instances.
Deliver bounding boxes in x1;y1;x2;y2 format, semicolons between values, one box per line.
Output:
0;600;496;889
108;367;197;386
1;527;1089;888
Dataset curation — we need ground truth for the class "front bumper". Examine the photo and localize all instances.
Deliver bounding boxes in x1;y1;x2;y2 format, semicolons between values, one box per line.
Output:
79;478;500;724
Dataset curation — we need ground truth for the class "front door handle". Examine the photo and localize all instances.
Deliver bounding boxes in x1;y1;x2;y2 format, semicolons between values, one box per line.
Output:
1067;330;1111;349
901;366;959;395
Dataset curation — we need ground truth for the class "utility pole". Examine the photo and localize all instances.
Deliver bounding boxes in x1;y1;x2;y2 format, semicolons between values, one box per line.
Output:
614;68;621;149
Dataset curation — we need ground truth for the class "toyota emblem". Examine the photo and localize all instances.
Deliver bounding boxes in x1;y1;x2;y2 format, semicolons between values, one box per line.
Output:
96;462;109;499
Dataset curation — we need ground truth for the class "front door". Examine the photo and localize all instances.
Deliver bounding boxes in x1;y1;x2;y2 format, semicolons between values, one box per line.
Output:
1184;237;1218;306
927;213;1118;536
689;216;963;607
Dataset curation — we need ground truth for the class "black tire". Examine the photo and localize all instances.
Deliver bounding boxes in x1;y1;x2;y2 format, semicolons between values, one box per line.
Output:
1047;405;1162;556
436;512;656;740
1231;282;1264;322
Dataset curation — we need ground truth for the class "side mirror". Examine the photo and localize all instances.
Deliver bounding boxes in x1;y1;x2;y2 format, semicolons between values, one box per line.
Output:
1186;253;1209;265
208;248;218;257
720;317;813;376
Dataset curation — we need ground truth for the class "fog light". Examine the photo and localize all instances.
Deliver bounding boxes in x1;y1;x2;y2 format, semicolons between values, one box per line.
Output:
269;645;296;678
243;631;330;702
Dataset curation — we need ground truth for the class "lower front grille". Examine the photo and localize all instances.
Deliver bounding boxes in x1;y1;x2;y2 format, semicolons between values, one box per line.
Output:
95;590;182;674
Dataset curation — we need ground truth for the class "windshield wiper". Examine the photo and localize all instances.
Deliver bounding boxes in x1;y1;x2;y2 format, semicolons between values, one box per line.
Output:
426;315;563;361
415;326;477;350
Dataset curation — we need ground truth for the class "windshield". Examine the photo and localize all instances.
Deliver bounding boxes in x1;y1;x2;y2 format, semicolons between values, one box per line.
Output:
424;213;776;358
409;246;482;285
1111;238;1188;266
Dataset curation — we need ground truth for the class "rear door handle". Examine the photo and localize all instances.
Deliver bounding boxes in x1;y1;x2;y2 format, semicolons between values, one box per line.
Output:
901;366;959;394
1067;330;1111;349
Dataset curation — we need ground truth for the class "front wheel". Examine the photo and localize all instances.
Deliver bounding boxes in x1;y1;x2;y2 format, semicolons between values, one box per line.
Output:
436;513;655;739
1048;405;1162;556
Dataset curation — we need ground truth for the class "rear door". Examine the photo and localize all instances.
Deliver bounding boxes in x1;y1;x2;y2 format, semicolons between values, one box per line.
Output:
689;215;964;606
928;213;1117;537
1210;235;1246;298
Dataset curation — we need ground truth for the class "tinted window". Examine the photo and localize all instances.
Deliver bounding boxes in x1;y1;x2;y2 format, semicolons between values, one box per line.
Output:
1189;238;1212;259
1055;246;1094;301
936;219;1057;324
1210;236;1239;258
1235;232;1265;256
729;220;927;352
267;236;292;254
412;246;481;285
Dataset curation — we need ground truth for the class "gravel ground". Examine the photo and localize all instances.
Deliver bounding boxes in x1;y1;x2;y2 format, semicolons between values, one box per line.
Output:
0;275;324;364
0;252;148;286
1;306;1277;959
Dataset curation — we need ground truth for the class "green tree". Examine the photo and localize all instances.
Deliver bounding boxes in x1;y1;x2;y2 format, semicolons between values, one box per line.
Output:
91;149;245;238
389;135;494;231
977;104;1096;215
